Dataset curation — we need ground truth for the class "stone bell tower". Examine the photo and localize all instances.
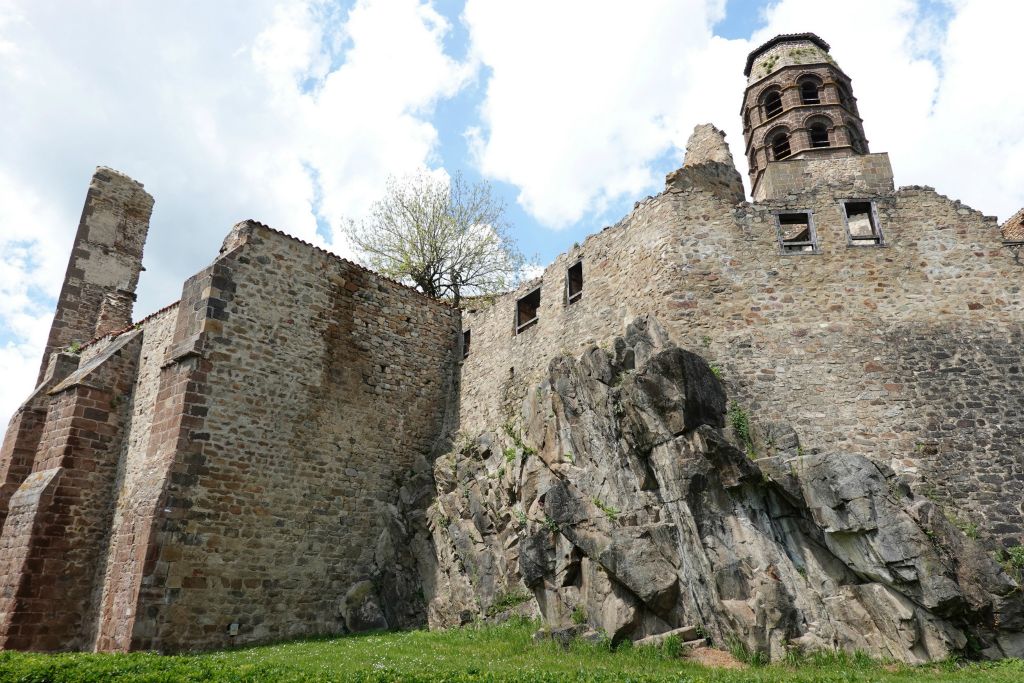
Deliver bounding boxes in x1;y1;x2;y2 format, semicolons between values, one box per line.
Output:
740;33;885;201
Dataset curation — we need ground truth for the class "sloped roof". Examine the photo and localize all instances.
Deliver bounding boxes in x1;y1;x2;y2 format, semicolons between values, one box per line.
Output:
744;33;831;76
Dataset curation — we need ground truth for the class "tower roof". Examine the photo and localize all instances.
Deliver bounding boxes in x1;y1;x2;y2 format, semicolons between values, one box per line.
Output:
744;32;831;76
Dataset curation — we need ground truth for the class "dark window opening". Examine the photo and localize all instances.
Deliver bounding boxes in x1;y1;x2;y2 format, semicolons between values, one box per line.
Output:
800;80;821;105
764;91;783;118
838;84;853;111
777;212;818;254
462;329;471;359
810;123;830;148
567;261;583;303
516;288;541;333
844;201;883;245
771;132;791;160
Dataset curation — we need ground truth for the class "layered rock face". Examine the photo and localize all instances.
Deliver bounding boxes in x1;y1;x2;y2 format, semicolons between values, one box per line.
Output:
378;318;1024;663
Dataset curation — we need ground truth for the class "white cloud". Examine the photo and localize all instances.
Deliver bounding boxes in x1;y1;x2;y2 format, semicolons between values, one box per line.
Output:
0;0;469;422
750;0;1024;219
463;0;747;228
2;0;1021;425
465;0;1023;227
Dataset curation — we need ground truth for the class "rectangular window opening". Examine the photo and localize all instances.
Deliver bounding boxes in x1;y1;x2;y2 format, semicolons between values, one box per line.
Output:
566;261;583;304
462;329;471;359
515;288;541;333
844;201;883;245
776;212;818;254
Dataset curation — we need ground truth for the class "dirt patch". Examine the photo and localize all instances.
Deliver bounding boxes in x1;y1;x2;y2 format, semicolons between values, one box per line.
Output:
685;646;747;670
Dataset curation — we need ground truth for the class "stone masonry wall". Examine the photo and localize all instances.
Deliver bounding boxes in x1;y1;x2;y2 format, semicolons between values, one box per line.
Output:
37;168;152;385
0;354;80;529
91;305;178;651
461;163;1023;549
756;153;893;201
101;223;459;652
0;331;141;651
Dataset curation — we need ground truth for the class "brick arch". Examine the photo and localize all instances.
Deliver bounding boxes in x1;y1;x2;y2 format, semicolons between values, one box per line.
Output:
796;73;824;105
764;125;792;160
759;86;785;120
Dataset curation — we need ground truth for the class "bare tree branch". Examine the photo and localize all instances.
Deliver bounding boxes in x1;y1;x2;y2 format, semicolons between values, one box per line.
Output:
342;170;525;306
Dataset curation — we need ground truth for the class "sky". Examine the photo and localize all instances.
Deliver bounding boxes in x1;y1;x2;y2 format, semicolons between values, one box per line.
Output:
1;0;1022;422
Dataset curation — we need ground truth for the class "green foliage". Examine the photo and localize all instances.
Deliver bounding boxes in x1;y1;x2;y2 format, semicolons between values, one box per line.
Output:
485;591;532;618
945;511;979;539
503;422;536;457
591;498;620;522
563;452;574;463
728;401;753;452
542;515;559;533
700;335;712;349
1;621;1023;682
513;508;527;526
1001;545;1024;580
66;341;82;355
660;634;683;658
726;636;768;667
709;363;722;379
503;447;517;464
571;605;587;625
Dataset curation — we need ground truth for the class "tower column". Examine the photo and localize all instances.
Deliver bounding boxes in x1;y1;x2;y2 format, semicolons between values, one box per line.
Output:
37;168;153;384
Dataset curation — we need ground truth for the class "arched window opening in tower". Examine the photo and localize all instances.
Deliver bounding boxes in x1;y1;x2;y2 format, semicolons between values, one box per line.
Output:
771;132;791;160
800;79;821;105
847;124;865;153
763;90;783;119
838;83;853;111
810;123;830;148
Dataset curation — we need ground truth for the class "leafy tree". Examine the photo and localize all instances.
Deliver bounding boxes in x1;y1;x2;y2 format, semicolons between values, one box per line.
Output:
343;170;524;306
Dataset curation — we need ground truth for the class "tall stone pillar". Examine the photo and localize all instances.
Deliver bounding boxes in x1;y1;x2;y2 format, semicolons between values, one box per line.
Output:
37;167;153;384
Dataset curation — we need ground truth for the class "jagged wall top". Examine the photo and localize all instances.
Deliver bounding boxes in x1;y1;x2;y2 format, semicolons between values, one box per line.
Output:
1002;208;1024;242
682;124;736;168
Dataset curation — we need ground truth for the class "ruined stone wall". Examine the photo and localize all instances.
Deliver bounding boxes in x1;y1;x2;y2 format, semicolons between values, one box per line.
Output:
461;171;1023;548
108;223;459;652
37;168;152;384
90;305;178;651
0;332;141;651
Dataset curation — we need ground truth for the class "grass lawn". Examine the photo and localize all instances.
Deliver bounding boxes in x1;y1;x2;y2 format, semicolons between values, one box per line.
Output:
0;620;1021;682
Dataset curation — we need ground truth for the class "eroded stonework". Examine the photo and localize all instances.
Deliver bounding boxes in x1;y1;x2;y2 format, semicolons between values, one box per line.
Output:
0;32;1021;659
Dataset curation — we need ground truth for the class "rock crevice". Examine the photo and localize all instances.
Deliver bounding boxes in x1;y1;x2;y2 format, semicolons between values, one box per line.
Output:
379;317;1023;663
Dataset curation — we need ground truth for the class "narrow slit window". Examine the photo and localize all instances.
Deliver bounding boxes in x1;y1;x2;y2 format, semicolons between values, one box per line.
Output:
515;288;541;333
567;261;583;303
844;201;883;245
462;329;471;359
776;212;818;254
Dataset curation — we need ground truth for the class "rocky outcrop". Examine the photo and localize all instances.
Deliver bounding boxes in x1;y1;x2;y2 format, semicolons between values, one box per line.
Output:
378;317;1024;663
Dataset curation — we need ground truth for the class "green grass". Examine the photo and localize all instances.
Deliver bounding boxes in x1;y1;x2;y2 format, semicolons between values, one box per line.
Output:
0;620;1021;682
